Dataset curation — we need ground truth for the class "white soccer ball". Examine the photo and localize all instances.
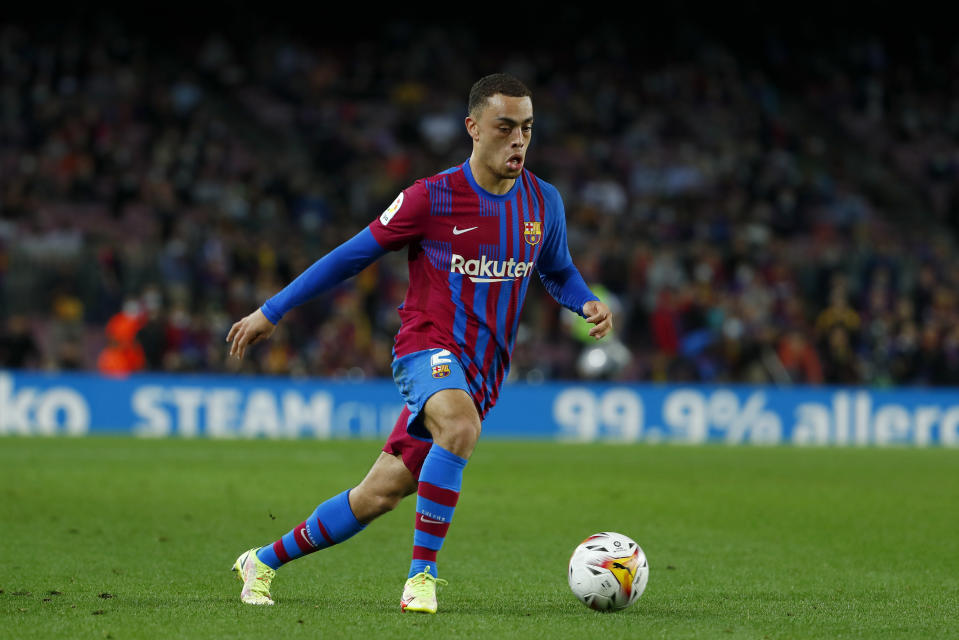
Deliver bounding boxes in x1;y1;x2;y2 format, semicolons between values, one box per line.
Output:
568;531;649;612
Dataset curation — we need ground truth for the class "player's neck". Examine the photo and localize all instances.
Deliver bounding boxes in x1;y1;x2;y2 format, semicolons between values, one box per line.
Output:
468;156;515;195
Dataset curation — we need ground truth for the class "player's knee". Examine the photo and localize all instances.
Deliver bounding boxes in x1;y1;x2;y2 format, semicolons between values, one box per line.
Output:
435;415;481;456
454;416;482;444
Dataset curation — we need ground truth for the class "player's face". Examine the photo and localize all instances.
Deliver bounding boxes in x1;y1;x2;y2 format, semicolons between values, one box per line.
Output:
468;94;534;181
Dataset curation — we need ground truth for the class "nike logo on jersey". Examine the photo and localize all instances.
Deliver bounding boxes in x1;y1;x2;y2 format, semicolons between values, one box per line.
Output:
452;226;478;235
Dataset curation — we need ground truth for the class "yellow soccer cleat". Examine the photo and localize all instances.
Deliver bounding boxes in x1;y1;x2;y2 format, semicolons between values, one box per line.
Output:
400;567;448;614
232;547;276;605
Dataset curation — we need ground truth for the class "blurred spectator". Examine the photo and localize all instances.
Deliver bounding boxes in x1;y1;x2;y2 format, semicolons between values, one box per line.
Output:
777;330;823;385
815;284;861;344
137;286;168;369
97;338;146;377
0;315;40;368
47;293;86;370
650;289;681;357
96;298;146;377
821;326;862;385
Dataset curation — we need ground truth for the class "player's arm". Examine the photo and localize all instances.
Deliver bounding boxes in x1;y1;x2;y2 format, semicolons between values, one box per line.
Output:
227;227;387;358
536;185;612;340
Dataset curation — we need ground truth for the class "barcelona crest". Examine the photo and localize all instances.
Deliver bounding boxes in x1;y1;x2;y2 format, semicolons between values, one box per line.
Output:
524;221;542;245
432;364;451;379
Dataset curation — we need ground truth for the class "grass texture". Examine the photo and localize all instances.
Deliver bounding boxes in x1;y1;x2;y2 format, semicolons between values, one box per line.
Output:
1;437;957;639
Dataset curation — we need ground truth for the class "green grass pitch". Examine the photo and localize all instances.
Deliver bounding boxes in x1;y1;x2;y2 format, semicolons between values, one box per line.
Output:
1;437;957;639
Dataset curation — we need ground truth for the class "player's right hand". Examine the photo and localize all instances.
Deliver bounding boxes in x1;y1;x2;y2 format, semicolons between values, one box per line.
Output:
226;308;277;360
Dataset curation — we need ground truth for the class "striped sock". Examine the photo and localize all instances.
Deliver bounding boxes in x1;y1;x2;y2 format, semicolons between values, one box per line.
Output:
256;489;365;570
409;444;468;579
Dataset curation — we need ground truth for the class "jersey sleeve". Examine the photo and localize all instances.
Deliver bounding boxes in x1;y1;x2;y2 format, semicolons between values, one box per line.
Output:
536;182;600;317
260;227;387;324
367;180;430;251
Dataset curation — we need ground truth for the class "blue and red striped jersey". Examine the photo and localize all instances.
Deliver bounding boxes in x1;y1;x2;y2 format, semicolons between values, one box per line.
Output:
369;160;597;418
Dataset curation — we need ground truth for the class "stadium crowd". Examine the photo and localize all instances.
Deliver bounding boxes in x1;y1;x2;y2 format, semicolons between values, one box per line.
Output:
1;18;958;386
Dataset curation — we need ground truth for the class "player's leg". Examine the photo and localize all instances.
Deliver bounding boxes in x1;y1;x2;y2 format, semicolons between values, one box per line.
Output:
350;452;419;522
421;388;482;458
233;451;417;605
410;388;480;576
389;348;481;613
402;389;479;613
257;451;418;566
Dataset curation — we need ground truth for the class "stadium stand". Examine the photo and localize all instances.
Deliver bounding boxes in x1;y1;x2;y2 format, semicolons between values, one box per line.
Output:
1;15;957;385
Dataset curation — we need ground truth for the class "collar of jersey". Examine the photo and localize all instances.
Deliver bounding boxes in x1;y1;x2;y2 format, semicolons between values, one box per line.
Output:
461;160;520;202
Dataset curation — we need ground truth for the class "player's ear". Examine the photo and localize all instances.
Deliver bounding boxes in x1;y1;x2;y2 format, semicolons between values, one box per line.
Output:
465;116;479;142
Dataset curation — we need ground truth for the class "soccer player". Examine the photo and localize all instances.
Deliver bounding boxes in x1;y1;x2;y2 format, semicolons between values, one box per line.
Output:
226;73;613;613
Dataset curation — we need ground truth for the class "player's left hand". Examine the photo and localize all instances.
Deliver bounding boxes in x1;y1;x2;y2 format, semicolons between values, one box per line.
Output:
583;300;613;339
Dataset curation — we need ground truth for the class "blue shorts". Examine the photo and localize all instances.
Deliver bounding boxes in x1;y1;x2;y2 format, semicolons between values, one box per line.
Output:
391;348;472;441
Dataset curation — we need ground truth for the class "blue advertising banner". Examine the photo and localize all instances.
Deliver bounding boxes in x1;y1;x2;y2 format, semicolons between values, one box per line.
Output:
2;371;958;446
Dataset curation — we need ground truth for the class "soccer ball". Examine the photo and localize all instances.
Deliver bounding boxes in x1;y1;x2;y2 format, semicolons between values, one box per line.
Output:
568;531;649;612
